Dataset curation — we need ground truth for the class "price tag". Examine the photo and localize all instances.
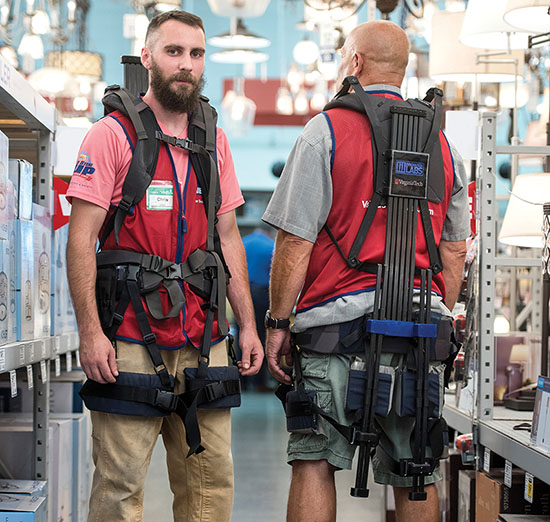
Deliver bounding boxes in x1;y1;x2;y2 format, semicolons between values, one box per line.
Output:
0;348;5;372
40;360;47;384
26;365;33;389
40;340;46;360
9;370;16;397
483;448;491;473
75;350;81;368
19;345;25;365
55;355;61;377
66;352;72;373
54;336;60;355
29;342;34;361
525;473;534;503
504;460;513;488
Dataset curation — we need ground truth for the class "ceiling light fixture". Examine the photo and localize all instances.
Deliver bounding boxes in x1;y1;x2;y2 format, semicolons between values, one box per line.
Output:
504;0;550;33
208;18;270;49
210;49;269;64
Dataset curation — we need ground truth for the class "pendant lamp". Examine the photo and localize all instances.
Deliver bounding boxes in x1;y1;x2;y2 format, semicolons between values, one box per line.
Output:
504;0;550;33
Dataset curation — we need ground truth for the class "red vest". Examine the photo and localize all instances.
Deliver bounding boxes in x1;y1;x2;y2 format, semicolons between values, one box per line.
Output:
296;93;455;314
100;110;220;349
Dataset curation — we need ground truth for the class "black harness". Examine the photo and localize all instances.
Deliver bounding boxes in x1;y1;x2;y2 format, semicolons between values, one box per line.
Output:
79;86;240;456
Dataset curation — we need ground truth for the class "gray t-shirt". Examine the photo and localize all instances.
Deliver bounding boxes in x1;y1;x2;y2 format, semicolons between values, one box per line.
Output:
263;85;470;331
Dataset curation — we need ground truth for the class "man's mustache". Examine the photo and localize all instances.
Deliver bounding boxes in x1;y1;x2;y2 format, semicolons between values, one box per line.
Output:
169;73;199;85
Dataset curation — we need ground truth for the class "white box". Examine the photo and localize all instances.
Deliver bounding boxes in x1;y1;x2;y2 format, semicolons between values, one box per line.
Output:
51;225;68;335
0;237;9;344
0;130;9;240
531;375;550;453
0;494;47;522
8;159;33;221
0;480;47;496
53;413;92;522
15;218;33;341
49;417;73;522
32;204;51;338
7;180;17;342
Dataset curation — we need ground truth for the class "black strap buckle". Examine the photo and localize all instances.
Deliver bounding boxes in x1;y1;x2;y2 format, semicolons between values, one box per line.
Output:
117;197;132;213
174;137;194;151
204;381;225;402
168;264;184;279
143;332;157;345
350;428;379;446
126;264;140;282
154;389;178;411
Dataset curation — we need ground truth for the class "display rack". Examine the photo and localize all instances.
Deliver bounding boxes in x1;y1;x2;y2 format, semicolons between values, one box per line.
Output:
444;111;550;487
0;54;79;488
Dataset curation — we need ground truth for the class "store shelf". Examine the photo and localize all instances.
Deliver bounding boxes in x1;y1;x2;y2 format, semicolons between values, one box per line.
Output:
0;333;79;375
443;399;473;434
478;417;550;485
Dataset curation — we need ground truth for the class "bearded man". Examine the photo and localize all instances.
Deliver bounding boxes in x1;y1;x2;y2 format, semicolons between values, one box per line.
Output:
66;10;263;522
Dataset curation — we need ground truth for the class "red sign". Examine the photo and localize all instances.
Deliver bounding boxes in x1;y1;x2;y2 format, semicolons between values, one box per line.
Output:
468;180;476;237
53;176;71;230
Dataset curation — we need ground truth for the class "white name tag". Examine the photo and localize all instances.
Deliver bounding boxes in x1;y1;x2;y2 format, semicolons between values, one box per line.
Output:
146;181;173;210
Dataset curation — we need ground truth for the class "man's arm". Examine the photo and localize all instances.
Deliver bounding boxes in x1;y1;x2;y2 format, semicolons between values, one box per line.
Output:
217;210;263;376
266;230;314;384
439;239;467;312
66;198;119;384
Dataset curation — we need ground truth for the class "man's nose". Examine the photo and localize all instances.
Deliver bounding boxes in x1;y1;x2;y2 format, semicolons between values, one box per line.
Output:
178;53;193;71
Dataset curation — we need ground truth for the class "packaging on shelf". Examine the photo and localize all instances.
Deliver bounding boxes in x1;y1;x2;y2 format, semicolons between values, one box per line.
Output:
531;376;550;454
8;159;33;221
0;494;47;522
7;180;17;342
0;130;9;240
15;217;34;341
458;469;476;522
0;237;8;344
32;203;51;338
0;480;47;496
51;224;68;335
476;470;550;521
498;516;550;521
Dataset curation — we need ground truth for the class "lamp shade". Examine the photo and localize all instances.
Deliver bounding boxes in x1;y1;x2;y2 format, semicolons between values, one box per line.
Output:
206;0;270;18
208;19;270;49
499;173;550;248
210;49;268;64
460;0;532;49
504;0;550;33
430;11;524;82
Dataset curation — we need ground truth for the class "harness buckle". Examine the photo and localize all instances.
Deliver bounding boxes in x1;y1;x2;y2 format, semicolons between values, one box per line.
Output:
143;332;157;345
204;381;225;402
154;389;178;411
350;428;379;446
126;264;140;282
175;137;194;151
168;264;183;279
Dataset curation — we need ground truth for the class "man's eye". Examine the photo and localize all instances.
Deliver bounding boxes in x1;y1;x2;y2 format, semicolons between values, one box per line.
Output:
192;50;204;58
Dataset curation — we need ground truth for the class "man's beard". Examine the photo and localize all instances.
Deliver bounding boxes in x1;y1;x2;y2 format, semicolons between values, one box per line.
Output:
150;61;205;114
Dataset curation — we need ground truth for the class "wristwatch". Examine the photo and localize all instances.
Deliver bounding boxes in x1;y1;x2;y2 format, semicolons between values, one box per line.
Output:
264;310;290;329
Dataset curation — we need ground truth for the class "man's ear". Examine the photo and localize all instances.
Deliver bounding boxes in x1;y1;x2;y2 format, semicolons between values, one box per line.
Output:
351;52;363;78
141;47;151;70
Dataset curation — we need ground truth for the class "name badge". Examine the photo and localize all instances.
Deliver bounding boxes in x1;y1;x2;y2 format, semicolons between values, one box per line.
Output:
146;180;173;210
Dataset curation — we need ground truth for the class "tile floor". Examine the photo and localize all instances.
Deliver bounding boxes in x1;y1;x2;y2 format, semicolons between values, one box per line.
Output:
143;392;385;521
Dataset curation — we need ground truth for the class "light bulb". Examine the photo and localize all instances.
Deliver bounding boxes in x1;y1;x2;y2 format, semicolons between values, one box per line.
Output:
73;96;89;112
276;87;293;115
293;39;319;66
17;33;43;59
310;90;327;112
0;46;18;68
31;10;50;35
294;88;309;115
287;64;303;94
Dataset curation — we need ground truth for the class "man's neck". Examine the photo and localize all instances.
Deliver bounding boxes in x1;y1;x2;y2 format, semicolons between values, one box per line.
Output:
142;90;189;137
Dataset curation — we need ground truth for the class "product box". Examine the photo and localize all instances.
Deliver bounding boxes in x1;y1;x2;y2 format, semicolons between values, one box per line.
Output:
531;376;550;454
476;470;550;521
0;494;47;522
459;469;476;522
32;203;51;338
15;218;34;340
0;130;9;240
54;413;92;522
8;159;33;221
49;417;73;522
7;180;17;342
499;516;550;521
0;480;47;497
50;226;66;335
0;237;9;344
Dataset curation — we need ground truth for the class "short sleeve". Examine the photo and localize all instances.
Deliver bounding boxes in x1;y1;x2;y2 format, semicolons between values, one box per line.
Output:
66;117;133;210
262;113;333;242
216;127;244;215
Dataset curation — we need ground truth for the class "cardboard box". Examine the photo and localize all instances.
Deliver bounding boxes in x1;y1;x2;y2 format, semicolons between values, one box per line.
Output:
0;480;47;496
459;470;476;522
499;516;550;521
32;204;51;338
0;494;47;522
50;225;69;336
0;237;9;344
476;470;550;521
0;130;9;240
49;417;73;522
531;376;550;453
7;181;17;343
15;218;33;341
8;159;33;221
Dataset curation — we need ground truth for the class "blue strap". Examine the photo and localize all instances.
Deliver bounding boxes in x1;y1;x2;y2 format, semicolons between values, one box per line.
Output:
365;319;437;339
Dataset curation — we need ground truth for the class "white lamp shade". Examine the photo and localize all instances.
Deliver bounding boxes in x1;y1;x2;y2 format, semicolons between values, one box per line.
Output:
499;173;550;248
210;49;268;64
206;0;270;18
430;11;524;82
293;40;319;66
499;82;529;109
17;33;44;60
460;0;532;49
28;67;72;95
504;0;550;33
221;90;256;137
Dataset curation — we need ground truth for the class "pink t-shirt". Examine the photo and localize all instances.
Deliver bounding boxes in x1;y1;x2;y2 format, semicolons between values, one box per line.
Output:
67;115;244;214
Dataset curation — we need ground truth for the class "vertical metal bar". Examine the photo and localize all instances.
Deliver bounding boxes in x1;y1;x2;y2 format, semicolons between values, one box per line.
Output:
37;130;52;211
408;200;419;321
479;112;497;420
33;358;49;481
541;202;550;376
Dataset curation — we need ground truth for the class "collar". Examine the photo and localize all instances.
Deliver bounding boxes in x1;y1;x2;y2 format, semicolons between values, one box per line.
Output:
364;84;403;98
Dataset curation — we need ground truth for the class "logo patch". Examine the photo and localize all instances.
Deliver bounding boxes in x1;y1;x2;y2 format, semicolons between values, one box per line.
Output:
395;160;425;176
73;152;96;179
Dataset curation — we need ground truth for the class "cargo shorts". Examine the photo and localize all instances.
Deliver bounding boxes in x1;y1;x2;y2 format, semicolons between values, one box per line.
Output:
287;350;445;487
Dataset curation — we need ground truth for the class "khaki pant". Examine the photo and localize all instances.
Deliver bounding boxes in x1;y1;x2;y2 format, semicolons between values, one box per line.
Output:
88;340;234;522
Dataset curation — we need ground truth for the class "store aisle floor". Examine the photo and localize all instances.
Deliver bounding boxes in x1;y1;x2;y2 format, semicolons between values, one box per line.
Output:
143;392;384;521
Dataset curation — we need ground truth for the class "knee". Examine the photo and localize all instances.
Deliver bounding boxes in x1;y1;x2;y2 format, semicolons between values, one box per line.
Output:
292;459;337;481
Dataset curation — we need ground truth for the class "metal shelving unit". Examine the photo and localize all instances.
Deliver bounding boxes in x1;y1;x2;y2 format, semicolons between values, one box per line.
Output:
444;111;550;485
0;54;80;486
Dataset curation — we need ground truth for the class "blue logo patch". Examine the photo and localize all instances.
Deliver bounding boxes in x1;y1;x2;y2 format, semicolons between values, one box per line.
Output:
395;160;425;176
73;152;96;179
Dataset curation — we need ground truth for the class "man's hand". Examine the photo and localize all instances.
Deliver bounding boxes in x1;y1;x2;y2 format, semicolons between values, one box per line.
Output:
79;331;119;384
237;326;264;376
266;328;292;384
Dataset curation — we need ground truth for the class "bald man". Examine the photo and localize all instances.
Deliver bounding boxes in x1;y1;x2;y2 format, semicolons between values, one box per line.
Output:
263;21;468;522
